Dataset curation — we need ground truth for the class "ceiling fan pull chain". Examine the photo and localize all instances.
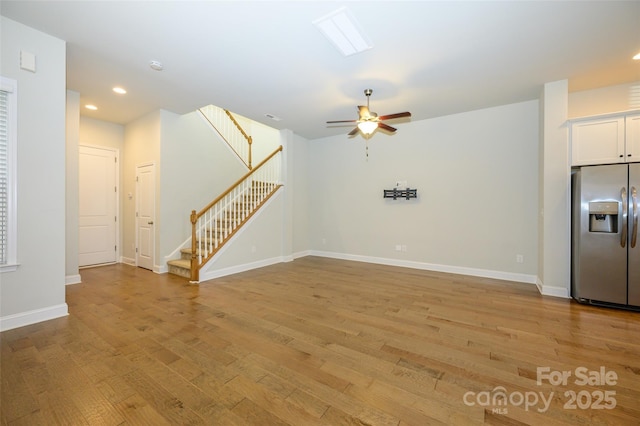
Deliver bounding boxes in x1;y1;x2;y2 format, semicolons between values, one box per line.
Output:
366;137;369;160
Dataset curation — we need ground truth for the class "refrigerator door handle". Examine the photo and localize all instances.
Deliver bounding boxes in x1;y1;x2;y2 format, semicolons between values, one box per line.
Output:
621;187;628;248
631;186;638;249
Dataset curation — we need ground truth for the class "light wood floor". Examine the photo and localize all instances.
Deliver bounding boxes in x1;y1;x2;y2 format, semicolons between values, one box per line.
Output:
2;257;639;425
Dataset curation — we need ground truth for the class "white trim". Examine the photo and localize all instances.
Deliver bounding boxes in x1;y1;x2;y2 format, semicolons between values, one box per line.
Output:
199;256;286;283
292;250;312;260
0;77;18;269
309;250;539;285
568;109;640;123
164;236;191;263
183;187;284;279
0;263;19;272
135;162;156;270
155;264;167;274
0;303;68;332
121;256;136;266
79;144;120;265
65;274;82;285
536;278;570;298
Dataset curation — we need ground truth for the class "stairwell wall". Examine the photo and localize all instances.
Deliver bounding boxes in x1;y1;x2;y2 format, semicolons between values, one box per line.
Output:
159;110;248;268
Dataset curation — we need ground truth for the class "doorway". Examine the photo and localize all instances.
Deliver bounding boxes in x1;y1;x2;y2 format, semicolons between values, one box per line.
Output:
136;163;155;270
78;145;118;267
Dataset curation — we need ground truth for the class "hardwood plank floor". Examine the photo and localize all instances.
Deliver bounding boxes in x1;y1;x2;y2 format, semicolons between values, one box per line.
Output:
2;257;639;425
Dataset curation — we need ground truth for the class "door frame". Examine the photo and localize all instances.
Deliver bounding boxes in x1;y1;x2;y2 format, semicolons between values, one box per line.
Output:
78;144;119;267
135;162;156;271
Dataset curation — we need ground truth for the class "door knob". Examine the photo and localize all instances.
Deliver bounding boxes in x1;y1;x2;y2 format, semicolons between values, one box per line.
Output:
148;221;154;225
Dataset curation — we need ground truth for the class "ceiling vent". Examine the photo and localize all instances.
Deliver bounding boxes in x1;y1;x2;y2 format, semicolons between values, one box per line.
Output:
313;7;373;57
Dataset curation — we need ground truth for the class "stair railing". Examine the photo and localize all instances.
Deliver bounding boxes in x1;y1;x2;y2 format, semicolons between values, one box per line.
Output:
199;105;253;169
189;145;283;281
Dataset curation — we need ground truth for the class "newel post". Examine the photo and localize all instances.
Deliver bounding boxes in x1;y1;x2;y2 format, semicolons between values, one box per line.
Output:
190;210;198;282
248;135;253;170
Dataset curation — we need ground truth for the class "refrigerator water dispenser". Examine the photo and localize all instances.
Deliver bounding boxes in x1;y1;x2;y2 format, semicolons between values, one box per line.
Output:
588;202;619;233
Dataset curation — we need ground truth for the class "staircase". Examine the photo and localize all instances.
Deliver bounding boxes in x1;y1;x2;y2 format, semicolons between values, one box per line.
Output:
167;146;283;282
167;179;280;279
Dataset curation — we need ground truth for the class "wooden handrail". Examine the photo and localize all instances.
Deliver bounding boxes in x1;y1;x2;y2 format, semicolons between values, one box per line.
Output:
191;145;283;223
225;110;253;169
224;110;251;141
198;107;253;170
189;145;283;281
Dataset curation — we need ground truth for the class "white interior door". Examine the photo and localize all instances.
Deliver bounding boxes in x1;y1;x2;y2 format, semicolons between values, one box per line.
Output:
136;164;155;270
79;145;117;266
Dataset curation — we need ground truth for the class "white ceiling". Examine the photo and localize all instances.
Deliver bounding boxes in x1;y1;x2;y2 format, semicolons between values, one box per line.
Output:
2;1;639;139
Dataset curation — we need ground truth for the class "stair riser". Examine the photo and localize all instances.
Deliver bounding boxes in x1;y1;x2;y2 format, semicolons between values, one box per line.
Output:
168;264;191;279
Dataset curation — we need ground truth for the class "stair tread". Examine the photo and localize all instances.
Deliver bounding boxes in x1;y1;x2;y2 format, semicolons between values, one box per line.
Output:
167;258;190;268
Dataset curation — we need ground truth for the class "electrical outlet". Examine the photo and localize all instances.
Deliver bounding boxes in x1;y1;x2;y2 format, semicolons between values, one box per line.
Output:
516;254;524;263
402;245;407;252
395;245;402;251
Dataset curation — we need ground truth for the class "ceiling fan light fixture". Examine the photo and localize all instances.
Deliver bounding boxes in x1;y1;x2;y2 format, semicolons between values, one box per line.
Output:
358;121;378;135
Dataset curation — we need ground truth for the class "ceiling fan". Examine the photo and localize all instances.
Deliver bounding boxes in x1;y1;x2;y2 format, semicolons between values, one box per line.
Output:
327;89;411;136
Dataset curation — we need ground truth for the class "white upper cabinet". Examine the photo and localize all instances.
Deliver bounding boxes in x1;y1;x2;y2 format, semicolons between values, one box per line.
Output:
626;114;640;163
570;112;640;166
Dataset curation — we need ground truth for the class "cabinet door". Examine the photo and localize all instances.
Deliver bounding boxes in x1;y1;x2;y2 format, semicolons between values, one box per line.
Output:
626;114;640;163
571;117;625;166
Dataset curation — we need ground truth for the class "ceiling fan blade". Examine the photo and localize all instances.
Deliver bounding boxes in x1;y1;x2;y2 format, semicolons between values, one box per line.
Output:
378;111;411;121
378;122;397;132
327;119;357;123
348;127;360;136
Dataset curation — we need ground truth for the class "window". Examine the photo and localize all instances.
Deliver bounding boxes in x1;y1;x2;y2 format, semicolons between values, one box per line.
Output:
0;77;17;272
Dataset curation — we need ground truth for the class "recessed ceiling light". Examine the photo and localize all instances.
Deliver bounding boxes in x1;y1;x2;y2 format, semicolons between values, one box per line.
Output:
149;60;164;71
633;52;640;60
113;87;127;94
85;104;98;110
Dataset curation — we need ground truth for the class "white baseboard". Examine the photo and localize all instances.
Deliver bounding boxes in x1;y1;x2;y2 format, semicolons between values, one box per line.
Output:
292;250;312;260
536;278;570;298
309;250;539;285
155;264;168;274
198;256;286;283
0;303;69;332
198;249;545;290
65;274;82;285
121;256;136;266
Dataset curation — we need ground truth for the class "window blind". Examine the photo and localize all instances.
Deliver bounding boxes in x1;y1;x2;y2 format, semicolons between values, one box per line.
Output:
0;89;8;264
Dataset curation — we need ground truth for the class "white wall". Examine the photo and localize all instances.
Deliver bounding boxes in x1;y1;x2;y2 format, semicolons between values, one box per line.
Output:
199;191;286;281
65;90;80;285
79;116;125;265
569;81;640;118
159;110;247;264
538;80;570;297
292;132;310;255
224;111;282;166
123;110;161;265
307;100;539;283
80;116;125;151
0;17;68;330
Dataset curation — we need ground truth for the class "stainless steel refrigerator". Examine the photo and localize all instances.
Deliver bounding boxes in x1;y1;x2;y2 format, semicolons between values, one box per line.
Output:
572;163;639;308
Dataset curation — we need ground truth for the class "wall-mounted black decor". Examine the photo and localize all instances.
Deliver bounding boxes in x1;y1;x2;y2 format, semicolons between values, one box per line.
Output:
383;188;417;200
